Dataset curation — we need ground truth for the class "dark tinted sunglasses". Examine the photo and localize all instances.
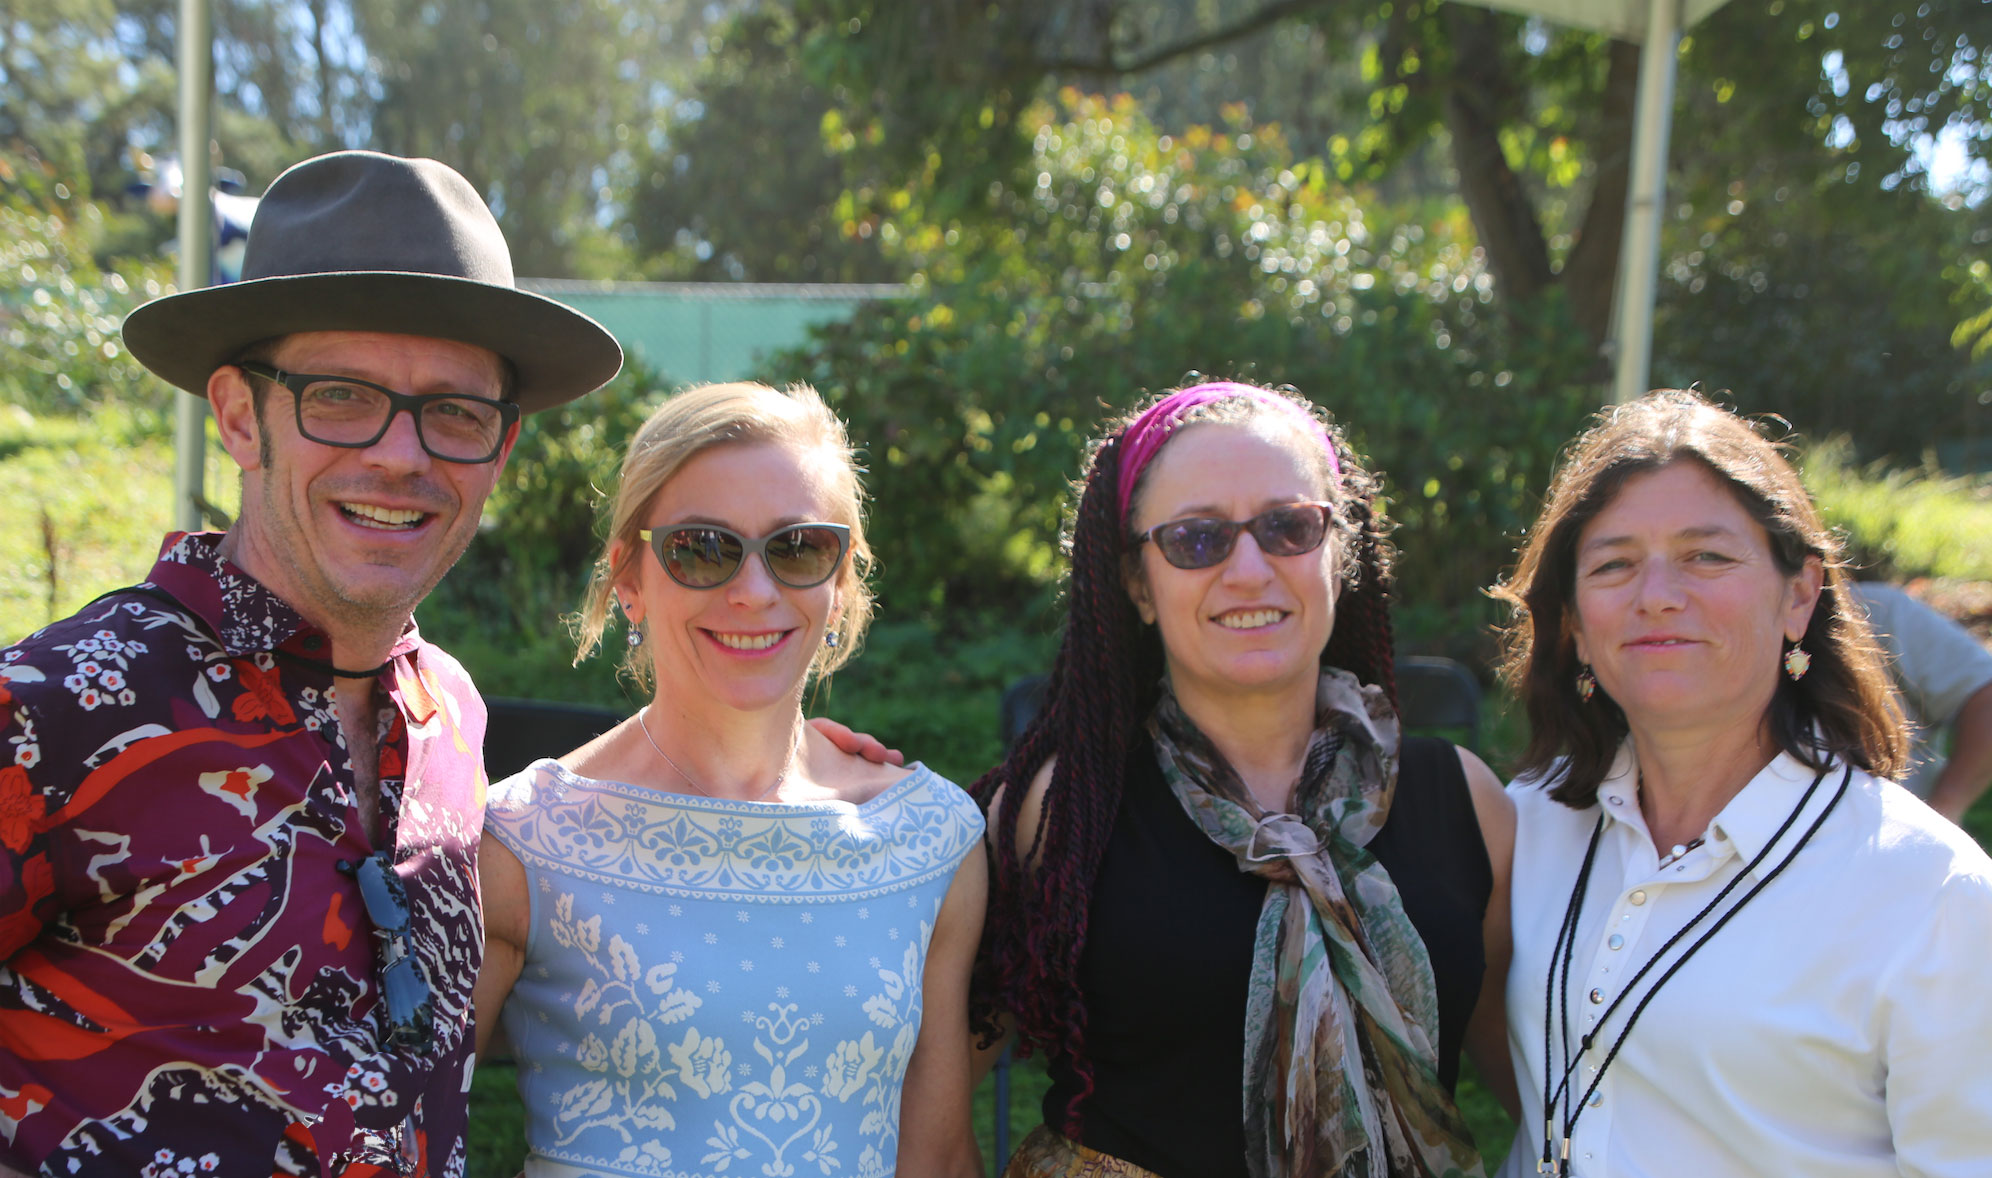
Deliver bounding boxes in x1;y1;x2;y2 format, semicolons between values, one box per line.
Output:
340;852;434;1054
639;522;852;590
1135;502;1335;570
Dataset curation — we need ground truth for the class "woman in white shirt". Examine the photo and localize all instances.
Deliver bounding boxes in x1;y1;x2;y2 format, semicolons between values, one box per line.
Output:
1489;390;1992;1178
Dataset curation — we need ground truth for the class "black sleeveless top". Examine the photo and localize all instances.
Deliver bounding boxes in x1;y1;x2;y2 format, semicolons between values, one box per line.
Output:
1041;735;1493;1178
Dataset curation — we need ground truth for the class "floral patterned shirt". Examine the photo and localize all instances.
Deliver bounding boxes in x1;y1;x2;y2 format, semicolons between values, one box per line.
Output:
0;532;487;1177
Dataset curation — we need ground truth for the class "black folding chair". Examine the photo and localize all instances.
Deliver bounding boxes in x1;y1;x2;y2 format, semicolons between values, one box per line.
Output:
999;673;1051;749
482;697;628;781
1393;655;1482;751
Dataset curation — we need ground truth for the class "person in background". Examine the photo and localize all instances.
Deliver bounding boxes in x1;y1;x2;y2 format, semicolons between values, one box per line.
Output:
1847;580;1992;824
0;150;624;1174
975;381;1515;1178
1494;390;1992;1177
473;381;986;1178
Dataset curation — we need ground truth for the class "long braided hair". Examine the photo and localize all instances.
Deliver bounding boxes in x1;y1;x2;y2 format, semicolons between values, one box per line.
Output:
968;385;1400;1132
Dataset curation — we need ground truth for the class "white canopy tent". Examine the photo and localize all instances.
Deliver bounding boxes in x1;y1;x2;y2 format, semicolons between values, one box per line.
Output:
168;0;1736;530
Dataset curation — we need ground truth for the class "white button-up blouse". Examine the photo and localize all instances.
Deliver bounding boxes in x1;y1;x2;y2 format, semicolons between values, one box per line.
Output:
1499;744;1992;1178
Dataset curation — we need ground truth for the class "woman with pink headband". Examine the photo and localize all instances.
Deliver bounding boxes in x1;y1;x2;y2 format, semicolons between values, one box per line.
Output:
972;382;1517;1177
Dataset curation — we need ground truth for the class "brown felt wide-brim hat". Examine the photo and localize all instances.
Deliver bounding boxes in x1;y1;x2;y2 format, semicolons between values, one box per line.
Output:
123;150;622;414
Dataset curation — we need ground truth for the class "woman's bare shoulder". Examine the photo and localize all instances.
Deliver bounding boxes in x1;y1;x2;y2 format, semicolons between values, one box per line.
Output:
985;757;1055;868
805;727;915;804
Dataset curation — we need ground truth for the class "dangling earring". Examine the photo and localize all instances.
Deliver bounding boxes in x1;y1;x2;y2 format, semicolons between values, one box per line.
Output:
824;630;840;649
621;599;644;648
1576;665;1598;702
1783;643;1811;681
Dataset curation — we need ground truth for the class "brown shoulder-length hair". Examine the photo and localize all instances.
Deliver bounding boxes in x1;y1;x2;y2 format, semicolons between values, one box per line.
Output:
1493;389;1907;808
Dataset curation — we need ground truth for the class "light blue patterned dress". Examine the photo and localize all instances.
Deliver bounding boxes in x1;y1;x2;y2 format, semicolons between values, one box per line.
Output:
485;759;983;1178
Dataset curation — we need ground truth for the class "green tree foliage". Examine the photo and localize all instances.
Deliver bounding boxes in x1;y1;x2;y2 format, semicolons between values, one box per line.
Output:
761;93;1596;651
352;0;749;279
7;0;749;280
1;0;364;202
787;0;1992;456
2;0;182;202
0;148;174;415
624;6;897;281
1652;2;1992;459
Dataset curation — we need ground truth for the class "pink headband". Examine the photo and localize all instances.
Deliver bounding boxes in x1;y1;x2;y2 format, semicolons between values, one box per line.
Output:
1113;382;1340;524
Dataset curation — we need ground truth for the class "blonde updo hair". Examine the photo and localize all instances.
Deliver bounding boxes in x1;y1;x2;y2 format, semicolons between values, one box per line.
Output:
575;381;875;690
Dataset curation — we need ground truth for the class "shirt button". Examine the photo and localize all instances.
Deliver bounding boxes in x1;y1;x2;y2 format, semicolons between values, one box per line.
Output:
1607;795;1623;805
1608;934;1625;950
1629;890;1647;906
302;635;324;650
1588;1091;1604;1107
1588;988;1604;1004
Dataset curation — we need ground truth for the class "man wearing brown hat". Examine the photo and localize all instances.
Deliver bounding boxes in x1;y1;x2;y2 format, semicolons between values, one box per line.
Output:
0;150;622;1176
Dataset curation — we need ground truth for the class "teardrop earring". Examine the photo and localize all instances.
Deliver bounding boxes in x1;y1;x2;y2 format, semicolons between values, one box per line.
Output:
621;599;644;648
1783;643;1810;681
1576;664;1598;702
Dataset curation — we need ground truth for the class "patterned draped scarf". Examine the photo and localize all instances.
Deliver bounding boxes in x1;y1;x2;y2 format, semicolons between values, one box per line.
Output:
1147;668;1485;1178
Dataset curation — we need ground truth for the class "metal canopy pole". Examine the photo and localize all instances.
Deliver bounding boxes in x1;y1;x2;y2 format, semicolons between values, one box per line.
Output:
1611;0;1682;403
172;0;214;533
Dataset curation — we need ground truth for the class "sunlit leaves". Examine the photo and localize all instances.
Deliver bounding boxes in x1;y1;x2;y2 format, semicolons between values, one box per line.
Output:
0;156;172;415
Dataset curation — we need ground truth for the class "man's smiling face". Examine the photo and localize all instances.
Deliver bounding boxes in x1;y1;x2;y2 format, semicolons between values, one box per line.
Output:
211;330;517;637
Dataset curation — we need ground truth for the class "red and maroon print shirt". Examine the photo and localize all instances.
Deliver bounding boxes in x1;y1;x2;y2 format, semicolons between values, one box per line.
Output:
0;533;487;1176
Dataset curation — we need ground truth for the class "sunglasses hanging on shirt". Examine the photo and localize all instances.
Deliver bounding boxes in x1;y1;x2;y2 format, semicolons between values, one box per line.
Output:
340;851;436;1054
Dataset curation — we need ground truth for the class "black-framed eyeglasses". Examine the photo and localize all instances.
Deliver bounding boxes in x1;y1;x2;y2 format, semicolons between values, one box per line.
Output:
638;522;852;589
1134;502;1335;570
238;362;518;464
340;851;435;1054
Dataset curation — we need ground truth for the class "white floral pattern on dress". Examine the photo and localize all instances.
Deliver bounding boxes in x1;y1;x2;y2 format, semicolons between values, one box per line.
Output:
543;890;706;1156
488;761;980;1178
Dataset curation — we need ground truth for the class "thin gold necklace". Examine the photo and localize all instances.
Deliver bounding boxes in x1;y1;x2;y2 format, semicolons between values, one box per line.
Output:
637;705;792;802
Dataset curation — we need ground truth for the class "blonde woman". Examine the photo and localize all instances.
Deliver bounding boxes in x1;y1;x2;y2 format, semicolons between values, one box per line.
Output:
473;382;986;1178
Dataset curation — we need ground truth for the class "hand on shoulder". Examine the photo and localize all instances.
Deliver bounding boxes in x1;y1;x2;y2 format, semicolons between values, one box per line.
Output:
801;722;913;804
808;715;904;766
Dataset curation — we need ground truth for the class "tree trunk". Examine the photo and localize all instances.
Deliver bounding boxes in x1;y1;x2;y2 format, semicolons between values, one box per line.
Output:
1440;6;1554;306
1560;39;1641;355
309;0;334;146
